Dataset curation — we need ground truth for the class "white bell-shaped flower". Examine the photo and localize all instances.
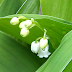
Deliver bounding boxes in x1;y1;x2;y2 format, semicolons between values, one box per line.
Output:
31;41;40;53
40;38;48;49
37;45;51;58
10;17;19;25
20;28;29;37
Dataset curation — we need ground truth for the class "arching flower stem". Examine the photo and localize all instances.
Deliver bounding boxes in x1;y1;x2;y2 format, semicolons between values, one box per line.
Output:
33;21;44;32
43;29;47;40
35;37;42;43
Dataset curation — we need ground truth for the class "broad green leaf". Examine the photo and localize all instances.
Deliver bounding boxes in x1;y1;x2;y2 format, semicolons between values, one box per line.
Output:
36;30;72;72
0;14;72;51
0;32;47;72
0;0;3;6
0;0;25;17
40;0;72;22
63;60;72;72
0;0;40;17
17;0;40;14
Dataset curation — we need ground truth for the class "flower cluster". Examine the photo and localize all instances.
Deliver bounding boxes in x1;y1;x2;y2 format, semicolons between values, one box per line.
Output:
31;39;51;58
10;16;35;37
10;16;51;58
31;29;51;58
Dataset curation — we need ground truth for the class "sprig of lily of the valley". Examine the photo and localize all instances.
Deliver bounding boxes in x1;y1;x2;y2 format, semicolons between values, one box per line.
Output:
10;16;51;58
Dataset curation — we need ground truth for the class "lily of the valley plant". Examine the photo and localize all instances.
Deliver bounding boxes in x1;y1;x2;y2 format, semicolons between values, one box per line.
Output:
0;0;72;72
10;16;51;58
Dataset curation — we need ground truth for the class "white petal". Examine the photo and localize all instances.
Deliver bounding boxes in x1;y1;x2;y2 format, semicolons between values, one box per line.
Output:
20;28;29;37
40;38;48;49
19;21;26;28
44;51;51;58
37;48;44;58
31;41;40;54
19;20;32;28
10;17;19;25
37;45;51;58
24;20;32;26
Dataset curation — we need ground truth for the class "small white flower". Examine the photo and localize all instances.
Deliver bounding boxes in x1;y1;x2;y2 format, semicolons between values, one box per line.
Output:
19;21;26;28
20;28;29;37
10;17;19;25
31;41;40;53
37;45;51;58
19;20;32;28
40;38;48;49
24;20;32;26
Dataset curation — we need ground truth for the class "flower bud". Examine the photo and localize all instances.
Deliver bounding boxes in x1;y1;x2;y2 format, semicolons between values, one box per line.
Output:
31;41;40;53
40;38;48;49
19;21;26;28
19;20;32;28
10;17;19;25
37;45;51;58
25;20;32;26
20;28;29;37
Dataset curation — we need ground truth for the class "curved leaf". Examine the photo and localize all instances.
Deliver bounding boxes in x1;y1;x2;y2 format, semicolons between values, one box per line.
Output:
40;0;72;22
0;32;46;72
0;0;25;17
0;0;3;6
0;14;72;51
36;30;72;72
0;0;40;17
63;60;72;72
16;0;40;14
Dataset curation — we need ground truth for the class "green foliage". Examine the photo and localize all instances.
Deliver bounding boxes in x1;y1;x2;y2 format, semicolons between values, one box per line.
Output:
0;0;3;5
36;30;72;72
0;14;72;52
63;60;72;72
17;0;40;14
0;0;72;72
0;32;46;72
0;0;40;17
40;0;72;22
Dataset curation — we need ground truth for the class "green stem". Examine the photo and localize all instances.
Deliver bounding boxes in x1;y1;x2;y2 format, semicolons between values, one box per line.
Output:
34;21;44;32
35;37;42;43
27;20;44;30
27;24;35;30
43;29;47;39
18;16;28;20
33;21;47;40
